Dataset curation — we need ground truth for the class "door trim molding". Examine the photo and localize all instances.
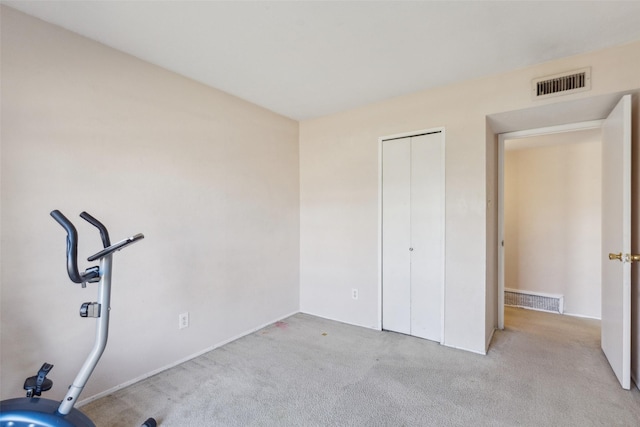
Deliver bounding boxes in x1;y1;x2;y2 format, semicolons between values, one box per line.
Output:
378;127;446;344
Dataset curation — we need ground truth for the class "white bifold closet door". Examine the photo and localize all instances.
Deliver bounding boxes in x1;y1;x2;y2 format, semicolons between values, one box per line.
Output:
382;132;444;342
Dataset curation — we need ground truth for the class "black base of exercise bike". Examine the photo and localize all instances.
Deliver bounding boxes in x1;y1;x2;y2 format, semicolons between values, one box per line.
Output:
0;210;156;427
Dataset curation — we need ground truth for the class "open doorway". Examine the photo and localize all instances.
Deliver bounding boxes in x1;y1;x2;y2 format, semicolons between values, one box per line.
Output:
497;120;605;329
490;93;636;390
503;127;602;321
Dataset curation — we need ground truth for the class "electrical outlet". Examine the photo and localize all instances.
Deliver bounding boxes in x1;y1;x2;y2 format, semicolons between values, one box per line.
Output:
179;312;189;329
352;289;358;300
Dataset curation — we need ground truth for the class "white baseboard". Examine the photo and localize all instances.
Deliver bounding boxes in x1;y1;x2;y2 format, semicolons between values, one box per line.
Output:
485;327;497;353
562;312;601;320
631;370;639;391
78;310;300;407
298;310;379;331
443;342;487;356
507;305;601;321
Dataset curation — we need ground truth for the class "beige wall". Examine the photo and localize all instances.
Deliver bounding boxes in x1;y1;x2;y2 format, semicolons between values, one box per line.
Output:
299;42;640;355
504;132;602;318
1;7;299;401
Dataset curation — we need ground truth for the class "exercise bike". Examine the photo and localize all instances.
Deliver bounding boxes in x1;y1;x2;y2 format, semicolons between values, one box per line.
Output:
0;210;156;427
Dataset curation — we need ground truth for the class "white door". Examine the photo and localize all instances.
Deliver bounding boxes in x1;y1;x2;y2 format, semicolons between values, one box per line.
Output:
410;134;444;340
382;132;444;342
601;94;632;389
382;137;412;335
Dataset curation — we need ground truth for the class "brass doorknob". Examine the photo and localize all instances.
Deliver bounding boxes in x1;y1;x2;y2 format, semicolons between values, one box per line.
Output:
609;252;623;261
609;253;640;262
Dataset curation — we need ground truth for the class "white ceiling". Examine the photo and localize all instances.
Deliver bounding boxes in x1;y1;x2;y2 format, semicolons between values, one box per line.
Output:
4;1;640;120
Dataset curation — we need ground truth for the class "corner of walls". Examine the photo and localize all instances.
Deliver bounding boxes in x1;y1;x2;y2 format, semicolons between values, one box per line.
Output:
485;119;499;351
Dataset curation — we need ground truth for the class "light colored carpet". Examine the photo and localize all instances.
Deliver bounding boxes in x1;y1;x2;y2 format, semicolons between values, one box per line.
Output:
81;307;640;426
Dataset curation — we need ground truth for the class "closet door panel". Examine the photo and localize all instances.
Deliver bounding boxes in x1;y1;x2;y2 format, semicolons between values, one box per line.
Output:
410;133;444;341
382;139;411;335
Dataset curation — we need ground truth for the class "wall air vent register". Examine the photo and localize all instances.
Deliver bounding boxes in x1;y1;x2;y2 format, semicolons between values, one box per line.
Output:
505;288;564;314
532;67;591;99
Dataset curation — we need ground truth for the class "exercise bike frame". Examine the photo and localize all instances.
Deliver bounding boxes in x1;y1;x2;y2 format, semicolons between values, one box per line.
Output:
0;210;149;427
58;233;144;415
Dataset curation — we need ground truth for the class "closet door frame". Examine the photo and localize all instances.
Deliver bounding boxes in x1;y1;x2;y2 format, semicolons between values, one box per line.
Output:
378;127;446;344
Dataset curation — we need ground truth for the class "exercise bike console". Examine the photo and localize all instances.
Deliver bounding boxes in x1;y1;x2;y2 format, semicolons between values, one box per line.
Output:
87;233;144;262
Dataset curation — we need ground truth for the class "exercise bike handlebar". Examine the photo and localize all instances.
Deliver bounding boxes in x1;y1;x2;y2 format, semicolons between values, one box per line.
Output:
79;211;111;248
50;210;140;285
50;210;89;284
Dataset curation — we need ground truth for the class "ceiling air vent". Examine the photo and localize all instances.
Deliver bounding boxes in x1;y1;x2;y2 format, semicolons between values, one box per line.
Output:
532;67;591;99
